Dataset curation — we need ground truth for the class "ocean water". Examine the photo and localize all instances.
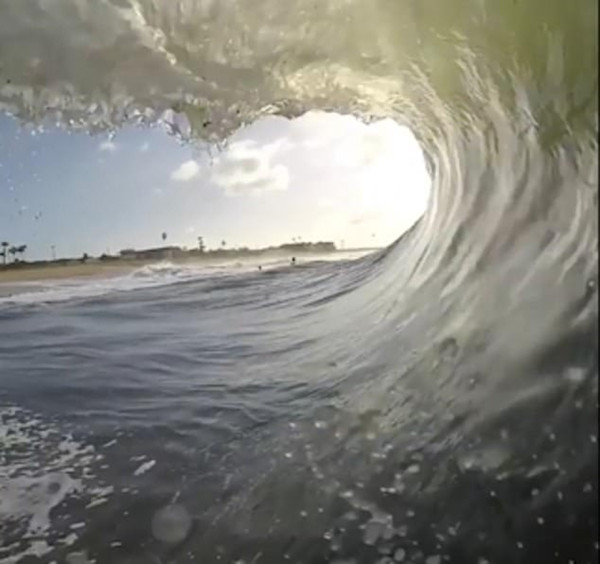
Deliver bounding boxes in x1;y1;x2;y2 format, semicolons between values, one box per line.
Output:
0;0;598;563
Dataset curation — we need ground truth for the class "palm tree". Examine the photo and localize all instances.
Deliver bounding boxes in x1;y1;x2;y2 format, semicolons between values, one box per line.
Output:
221;240;226;249
8;246;17;263
17;245;27;262
197;236;205;253
1;241;8;265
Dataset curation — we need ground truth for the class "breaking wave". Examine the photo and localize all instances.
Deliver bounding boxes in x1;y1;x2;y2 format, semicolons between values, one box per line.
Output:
0;0;597;562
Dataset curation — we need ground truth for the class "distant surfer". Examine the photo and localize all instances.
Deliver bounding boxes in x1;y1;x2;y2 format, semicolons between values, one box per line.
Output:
258;265;262;271
291;257;296;266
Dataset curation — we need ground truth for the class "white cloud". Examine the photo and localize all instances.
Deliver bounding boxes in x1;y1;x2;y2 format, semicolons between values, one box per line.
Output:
99;140;117;152
210;139;289;196
171;160;200;182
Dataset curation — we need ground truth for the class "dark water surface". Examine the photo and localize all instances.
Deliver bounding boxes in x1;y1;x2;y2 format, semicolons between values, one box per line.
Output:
0;0;597;562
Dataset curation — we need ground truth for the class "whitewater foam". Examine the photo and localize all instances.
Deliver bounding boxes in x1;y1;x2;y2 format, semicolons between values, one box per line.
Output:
0;262;224;307
0;252;371;307
0;406;113;564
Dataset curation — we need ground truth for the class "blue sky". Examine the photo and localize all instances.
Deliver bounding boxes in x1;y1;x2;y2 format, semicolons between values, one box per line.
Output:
0;110;430;261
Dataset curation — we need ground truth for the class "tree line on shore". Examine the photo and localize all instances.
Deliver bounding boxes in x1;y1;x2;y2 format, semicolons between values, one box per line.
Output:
0;232;337;269
1;241;27;265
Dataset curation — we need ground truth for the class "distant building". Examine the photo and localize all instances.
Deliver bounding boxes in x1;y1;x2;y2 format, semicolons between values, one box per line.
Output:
119;246;184;260
114;242;335;262
278;241;336;253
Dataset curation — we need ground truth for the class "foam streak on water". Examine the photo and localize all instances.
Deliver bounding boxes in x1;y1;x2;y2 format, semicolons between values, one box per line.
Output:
0;406;116;563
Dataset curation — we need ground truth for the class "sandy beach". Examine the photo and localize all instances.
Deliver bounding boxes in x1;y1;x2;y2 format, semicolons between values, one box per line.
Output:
0;262;139;284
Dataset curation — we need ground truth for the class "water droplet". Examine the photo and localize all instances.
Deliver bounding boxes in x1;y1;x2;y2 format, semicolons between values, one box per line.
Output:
342;511;358;521
65;552;91;564
394;548;406;561
151;504;192;544
565;367;586;383
47;481;61;494
363;520;384;545
439;337;458;359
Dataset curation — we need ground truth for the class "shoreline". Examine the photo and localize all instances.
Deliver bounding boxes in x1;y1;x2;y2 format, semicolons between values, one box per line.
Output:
0;249;378;286
0;262;141;285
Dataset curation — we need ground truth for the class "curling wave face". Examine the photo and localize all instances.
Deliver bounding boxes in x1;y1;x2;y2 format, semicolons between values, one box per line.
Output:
0;0;597;563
